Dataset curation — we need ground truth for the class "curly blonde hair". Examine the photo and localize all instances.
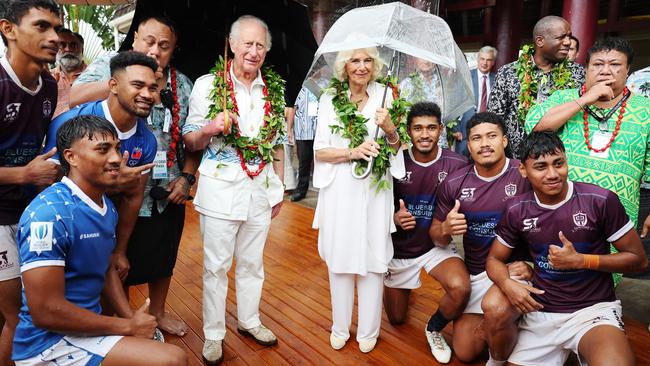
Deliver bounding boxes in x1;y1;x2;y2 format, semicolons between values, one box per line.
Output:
333;47;383;82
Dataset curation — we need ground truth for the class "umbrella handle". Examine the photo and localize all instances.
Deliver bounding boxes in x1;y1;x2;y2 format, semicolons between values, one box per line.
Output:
351;50;398;181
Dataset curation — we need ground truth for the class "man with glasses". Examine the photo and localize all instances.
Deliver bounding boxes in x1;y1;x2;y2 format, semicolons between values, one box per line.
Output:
51;28;85;117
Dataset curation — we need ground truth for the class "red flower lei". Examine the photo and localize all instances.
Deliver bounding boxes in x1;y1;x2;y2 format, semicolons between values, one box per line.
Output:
224;60;273;178
166;67;180;168
582;85;627;153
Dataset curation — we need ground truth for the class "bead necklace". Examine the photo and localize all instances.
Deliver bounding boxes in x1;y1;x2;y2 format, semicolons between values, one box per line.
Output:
582;85;628;153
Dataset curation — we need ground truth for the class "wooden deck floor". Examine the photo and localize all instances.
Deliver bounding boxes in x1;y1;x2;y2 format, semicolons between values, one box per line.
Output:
129;198;650;366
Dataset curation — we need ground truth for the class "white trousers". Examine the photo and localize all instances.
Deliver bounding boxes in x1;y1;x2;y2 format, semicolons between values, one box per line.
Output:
328;271;384;342
200;206;271;341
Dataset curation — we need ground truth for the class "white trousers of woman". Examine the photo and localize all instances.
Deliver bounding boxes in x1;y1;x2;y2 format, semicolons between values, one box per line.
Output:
328;271;384;342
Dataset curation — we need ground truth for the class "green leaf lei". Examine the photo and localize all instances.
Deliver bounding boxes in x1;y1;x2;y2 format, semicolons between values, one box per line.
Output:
205;56;286;172
516;44;576;122
325;76;411;190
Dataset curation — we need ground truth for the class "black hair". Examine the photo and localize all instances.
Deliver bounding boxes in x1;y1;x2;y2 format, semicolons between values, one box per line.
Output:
466;112;512;157
0;0;60;45
73;31;84;45
520;130;565;162
466;112;505;136
109;51;158;77
407;102;442;127
56;115;118;174
138;15;179;39
586;37;634;66
569;35;580;52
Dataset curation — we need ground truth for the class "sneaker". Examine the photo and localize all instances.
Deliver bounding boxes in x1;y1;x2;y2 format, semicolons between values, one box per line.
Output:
358;338;377;353
424;328;451;363
330;333;347;350
153;328;165;343
202;339;223;365
425;328;451;364
237;324;278;346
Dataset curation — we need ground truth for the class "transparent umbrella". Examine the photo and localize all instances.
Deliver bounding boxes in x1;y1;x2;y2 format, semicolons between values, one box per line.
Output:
303;1;474;123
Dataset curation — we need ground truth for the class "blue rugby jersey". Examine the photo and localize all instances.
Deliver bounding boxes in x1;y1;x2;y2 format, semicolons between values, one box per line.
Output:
13;177;118;360
45;100;156;167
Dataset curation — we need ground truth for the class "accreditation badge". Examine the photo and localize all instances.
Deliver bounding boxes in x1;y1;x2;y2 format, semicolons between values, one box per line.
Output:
153;150;168;179
589;131;612;159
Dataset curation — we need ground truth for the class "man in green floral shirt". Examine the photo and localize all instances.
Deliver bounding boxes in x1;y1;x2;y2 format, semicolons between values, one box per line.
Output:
525;37;650;285
72;15;199;337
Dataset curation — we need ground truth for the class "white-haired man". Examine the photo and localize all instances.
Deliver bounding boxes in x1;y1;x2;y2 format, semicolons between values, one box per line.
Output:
183;15;285;365
455;45;498;156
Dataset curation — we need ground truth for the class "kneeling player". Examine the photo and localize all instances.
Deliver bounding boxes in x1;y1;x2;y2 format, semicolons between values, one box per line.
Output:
13;116;186;366
488;131;647;366
429;112;532;363
384;102;470;363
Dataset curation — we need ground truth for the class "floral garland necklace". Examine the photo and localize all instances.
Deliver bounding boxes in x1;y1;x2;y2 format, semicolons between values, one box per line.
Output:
516;44;575;122
327;76;410;190
580;85;629;153
206;57;286;178
166;67;181;168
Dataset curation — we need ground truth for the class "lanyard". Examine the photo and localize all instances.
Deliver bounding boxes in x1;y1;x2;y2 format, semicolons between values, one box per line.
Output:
580;89;630;132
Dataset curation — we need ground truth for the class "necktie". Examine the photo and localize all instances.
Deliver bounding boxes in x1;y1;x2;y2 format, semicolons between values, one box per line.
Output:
479;75;487;112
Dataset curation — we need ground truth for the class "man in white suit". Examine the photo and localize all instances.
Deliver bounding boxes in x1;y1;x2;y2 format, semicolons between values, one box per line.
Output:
454;46;497;156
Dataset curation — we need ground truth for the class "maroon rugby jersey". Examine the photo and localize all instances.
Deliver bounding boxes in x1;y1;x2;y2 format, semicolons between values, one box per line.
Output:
496;181;631;313
433;159;531;275
392;148;469;259
0;57;57;224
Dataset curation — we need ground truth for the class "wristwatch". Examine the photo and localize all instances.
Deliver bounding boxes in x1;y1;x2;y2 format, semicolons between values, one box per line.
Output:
180;172;196;186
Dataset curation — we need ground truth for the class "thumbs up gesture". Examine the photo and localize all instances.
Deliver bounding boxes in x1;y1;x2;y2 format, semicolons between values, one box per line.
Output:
548;231;581;270
129;298;157;338
442;200;467;236
394;199;416;230
22;147;59;186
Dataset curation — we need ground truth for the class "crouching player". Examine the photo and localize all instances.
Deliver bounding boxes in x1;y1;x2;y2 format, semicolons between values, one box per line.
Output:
384;102;470;364
12;116;186;366
487;131;647;366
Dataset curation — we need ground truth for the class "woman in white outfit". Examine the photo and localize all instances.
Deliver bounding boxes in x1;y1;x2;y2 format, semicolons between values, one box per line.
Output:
312;47;405;353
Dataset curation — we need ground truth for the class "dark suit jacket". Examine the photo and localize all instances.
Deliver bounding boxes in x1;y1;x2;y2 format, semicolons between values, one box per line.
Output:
455;69;496;155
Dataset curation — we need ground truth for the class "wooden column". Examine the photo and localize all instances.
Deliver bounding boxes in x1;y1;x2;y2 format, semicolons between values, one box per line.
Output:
562;0;599;64
494;0;523;68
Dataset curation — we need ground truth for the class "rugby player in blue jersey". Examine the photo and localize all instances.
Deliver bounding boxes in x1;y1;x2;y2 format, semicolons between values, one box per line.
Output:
44;51;157;284
0;1;60;363
487;131;647;366
14;115;186;366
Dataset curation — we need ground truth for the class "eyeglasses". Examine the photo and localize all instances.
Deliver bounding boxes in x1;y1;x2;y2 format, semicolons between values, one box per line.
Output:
58;41;80;51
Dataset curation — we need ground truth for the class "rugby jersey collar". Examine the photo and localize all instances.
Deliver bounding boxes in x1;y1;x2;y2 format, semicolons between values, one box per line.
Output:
101;100;137;140
474;158;510;182
0;56;43;96
534;180;574;210
61;176;108;216
408;146;442;167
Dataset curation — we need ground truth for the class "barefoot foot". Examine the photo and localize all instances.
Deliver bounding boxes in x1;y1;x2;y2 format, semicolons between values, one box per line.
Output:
156;312;189;336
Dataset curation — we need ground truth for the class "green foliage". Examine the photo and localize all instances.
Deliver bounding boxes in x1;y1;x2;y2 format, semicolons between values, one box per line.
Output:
206;57;286;166
62;5;116;51
327;77;411;190
516;43;575;123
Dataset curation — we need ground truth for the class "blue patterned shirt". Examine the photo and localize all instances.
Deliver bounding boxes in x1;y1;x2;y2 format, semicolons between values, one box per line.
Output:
293;87;317;140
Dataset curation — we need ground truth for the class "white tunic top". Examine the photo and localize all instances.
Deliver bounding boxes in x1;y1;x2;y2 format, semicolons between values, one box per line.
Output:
313;81;405;275
186;68;285;221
